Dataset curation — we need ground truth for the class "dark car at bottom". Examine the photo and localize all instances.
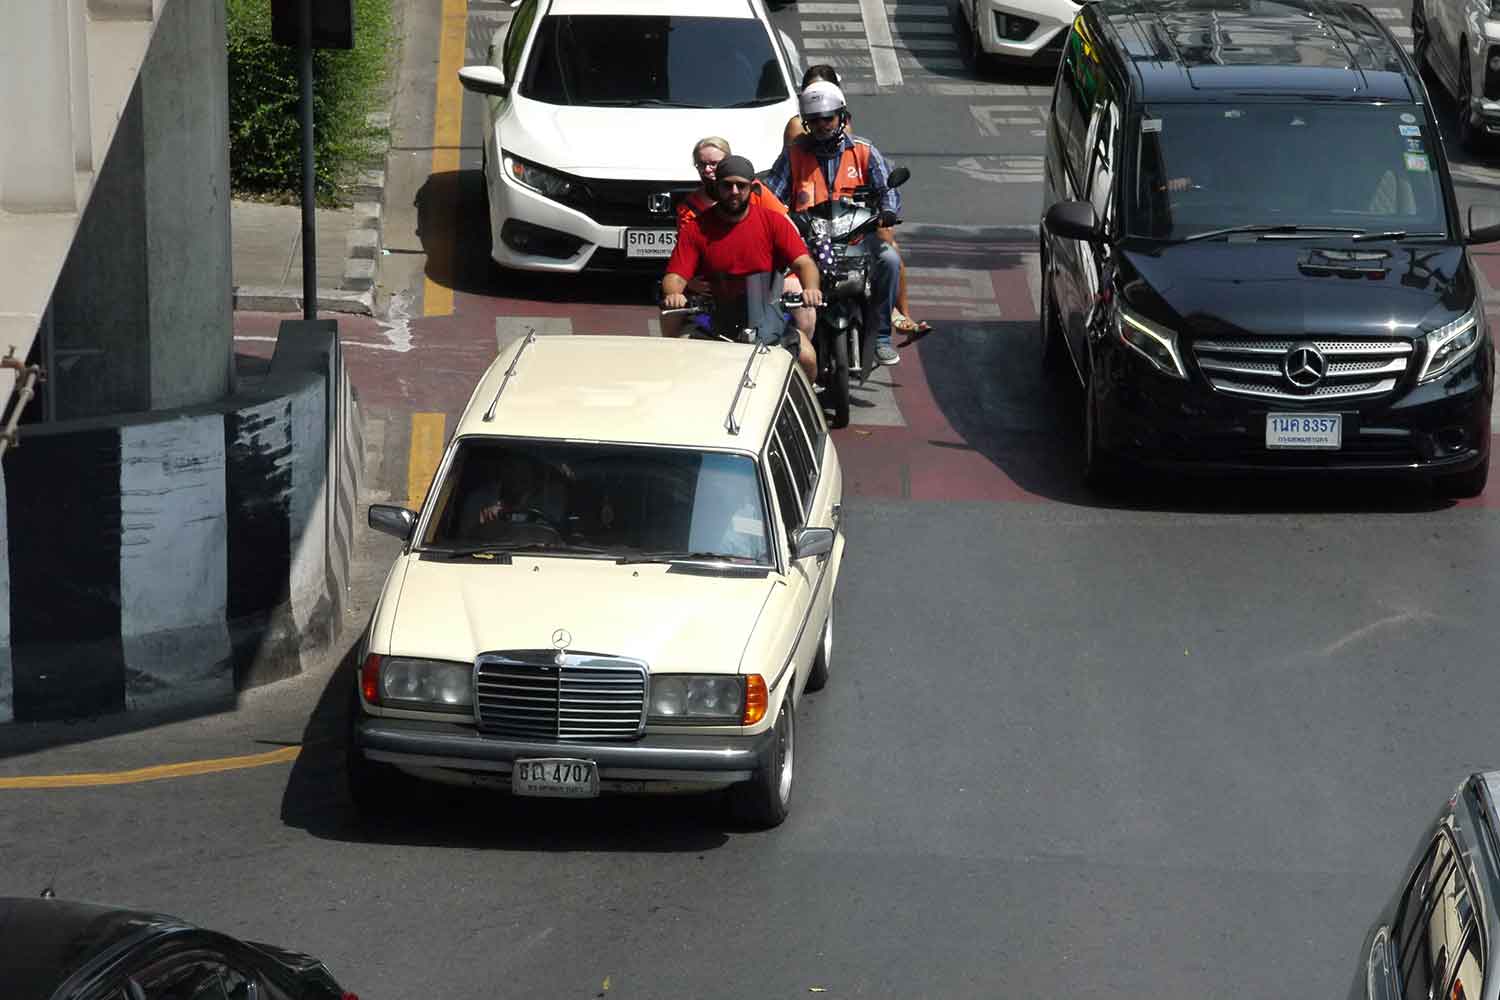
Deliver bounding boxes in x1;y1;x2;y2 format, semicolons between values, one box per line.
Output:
0;896;352;1000
1040;0;1495;496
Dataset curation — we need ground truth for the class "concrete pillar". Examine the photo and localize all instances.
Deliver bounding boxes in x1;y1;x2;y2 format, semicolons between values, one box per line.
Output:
1;3;76;212
141;0;233;410
69;0;94;173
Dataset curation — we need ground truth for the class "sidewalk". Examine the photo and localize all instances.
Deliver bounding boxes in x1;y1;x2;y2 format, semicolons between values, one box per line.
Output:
231;197;382;316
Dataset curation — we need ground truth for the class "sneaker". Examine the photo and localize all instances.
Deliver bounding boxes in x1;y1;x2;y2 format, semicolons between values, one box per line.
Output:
876;344;900;366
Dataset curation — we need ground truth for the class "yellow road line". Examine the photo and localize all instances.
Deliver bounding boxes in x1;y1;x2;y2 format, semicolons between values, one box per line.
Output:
424;0;469;318
0;746;300;790
407;411;447;508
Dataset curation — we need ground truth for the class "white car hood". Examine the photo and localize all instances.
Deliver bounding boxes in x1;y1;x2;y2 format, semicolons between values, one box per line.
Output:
503;98;793;182
386;554;776;673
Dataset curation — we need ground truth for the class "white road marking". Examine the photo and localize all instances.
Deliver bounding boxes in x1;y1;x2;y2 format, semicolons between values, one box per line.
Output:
805;35;958;53
970;104;1048;134
859;0;905;87
905;267;1004;320
942;155;1046;184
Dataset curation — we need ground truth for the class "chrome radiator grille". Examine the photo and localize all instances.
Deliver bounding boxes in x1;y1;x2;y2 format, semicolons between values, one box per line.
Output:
1192;338;1413;402
475;653;647;742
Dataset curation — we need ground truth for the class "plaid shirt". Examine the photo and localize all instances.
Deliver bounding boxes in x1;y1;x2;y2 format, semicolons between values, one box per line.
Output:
765;133;903;215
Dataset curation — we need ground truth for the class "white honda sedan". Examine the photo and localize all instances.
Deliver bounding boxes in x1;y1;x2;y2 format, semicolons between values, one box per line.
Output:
954;0;1081;70
459;0;801;273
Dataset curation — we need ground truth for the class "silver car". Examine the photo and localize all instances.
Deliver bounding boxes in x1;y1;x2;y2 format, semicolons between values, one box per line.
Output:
1363;771;1498;999
1412;0;1500;150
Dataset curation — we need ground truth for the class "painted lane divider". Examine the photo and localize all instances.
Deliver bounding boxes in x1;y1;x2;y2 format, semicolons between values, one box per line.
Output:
0;746;301;790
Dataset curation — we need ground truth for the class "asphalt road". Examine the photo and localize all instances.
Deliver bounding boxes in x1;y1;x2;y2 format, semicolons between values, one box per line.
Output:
6;1;1500;998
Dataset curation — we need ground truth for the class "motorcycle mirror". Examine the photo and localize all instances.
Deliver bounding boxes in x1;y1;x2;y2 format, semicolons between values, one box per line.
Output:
886;166;911;189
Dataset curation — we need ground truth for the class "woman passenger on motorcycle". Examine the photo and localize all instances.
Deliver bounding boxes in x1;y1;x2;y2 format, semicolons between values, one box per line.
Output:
782;67;930;345
661;137;815;343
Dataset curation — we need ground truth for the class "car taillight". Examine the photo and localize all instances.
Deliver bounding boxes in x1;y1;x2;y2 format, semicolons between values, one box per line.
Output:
360;654;381;705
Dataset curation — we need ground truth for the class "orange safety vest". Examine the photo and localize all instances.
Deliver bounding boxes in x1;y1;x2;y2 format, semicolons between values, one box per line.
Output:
788;137;873;211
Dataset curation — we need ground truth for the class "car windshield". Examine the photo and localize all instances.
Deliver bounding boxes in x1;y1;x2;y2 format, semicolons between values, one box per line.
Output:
1128;103;1449;241
521;15;789;108
420;438;772;565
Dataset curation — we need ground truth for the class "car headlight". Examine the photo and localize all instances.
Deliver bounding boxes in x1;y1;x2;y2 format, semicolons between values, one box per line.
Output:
1114;306;1187;379
502;152;585;203
649;675;745;723
1417;309;1481;383
378;657;473;713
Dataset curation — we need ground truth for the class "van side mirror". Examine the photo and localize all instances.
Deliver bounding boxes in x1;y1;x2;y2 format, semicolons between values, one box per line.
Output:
369;504;416;541
1467;204;1500;245
1045;200;1100;242
458;65;508;97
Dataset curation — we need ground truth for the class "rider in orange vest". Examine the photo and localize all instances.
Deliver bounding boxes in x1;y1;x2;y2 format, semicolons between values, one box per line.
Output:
764;82;906;367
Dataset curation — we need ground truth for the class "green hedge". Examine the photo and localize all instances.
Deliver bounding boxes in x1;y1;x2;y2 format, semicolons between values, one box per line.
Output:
226;0;394;203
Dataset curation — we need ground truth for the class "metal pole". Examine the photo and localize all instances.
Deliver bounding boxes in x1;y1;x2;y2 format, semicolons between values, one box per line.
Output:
299;0;316;320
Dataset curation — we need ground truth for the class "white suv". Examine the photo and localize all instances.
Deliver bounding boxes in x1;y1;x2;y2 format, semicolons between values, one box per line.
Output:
1412;0;1500;150
350;335;844;828
458;0;801;273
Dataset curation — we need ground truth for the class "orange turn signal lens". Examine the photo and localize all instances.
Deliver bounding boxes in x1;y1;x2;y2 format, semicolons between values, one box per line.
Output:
360;654;382;705
742;674;767;725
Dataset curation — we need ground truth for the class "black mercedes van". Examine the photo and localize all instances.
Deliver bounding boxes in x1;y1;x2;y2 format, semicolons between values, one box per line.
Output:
1040;0;1495;496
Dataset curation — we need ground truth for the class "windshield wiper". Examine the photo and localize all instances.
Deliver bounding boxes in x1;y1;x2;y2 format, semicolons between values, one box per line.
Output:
1180;224;1365;243
615;550;758;566
585;98;708;108
1348;230;1445;242
428;542;607;561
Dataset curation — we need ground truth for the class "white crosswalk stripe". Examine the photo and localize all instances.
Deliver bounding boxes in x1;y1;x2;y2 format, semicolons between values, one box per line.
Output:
801;0;964;93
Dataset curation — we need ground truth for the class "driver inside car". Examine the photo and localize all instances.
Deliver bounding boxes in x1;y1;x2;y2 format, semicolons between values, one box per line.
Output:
457;454;565;543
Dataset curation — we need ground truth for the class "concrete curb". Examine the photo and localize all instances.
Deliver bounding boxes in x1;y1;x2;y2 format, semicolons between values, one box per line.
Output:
233;286;375;316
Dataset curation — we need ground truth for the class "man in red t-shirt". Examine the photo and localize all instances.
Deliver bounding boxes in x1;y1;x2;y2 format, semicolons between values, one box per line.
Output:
663;156;822;379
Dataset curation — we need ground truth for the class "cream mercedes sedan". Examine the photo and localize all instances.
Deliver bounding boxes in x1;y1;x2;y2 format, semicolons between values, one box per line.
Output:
349;335;844;827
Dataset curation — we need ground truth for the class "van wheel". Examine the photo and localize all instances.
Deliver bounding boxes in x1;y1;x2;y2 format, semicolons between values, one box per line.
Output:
826;333;851;429
730;698;794;828
1435;455;1489;499
807;609;832;692
1081;363;1121;493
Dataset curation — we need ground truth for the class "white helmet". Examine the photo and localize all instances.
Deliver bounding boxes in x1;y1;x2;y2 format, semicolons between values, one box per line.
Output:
799;80;847;120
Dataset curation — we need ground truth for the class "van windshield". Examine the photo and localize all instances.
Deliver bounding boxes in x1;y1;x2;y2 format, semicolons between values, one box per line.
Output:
1128;103;1449;241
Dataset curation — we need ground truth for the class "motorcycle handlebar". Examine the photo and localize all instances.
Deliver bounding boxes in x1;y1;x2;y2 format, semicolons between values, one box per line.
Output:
659;293;819;315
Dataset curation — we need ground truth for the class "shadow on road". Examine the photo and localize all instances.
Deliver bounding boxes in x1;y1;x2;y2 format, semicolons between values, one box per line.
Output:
278;638;734;852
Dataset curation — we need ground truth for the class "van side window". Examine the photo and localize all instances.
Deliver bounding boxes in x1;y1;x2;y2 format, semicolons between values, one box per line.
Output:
1087;101;1118;227
1052;31;1094;191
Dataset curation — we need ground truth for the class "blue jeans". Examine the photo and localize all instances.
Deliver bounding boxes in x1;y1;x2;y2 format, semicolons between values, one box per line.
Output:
864;240;901;348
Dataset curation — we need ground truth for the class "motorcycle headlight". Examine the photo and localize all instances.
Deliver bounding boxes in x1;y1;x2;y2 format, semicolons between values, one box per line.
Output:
1417;309;1481;383
1114;306;1187;379
502;152;585;203
379;657;473;713
648;675;745;724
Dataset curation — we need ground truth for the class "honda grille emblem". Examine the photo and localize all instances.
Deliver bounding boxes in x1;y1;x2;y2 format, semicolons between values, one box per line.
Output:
1282;344;1327;389
648;192;673;214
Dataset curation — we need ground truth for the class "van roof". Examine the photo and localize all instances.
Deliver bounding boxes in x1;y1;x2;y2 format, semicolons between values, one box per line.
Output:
1095;0;1417;103
453;335;794;453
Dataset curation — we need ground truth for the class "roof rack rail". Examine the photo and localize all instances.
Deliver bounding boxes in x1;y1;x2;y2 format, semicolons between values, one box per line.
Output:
724;344;769;435
483;330;538;421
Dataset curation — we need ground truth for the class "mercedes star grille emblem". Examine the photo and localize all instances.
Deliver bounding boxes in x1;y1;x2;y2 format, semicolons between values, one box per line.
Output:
1282;343;1327;389
648;192;673;214
551;628;572;651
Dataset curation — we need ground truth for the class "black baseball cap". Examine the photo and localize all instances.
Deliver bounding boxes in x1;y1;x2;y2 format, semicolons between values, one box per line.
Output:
714;155;756;183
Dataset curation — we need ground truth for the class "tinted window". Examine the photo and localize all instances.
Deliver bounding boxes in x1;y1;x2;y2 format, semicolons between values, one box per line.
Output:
766;436;803;539
499;0;539;82
1129;104;1448;240
1052;44;1090;187
424;439;771;564
523;16;789;108
775;406;816;507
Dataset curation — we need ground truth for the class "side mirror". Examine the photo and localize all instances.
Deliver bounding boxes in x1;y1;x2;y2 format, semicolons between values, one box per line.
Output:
1045;200;1100;242
790;526;835;560
1467;204;1500;245
458;65;508;97
886;166;911;190
368;504;416;541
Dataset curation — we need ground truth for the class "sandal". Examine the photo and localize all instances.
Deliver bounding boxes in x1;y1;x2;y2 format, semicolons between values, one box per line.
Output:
892;311;932;345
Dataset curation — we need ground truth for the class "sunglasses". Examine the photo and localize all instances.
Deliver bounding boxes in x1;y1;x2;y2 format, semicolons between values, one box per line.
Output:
694;159;722;171
718;179;752;191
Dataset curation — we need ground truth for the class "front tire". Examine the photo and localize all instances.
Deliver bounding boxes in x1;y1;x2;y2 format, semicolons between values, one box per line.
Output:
825;330;852;429
730;698;794;828
1435;455;1489;499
